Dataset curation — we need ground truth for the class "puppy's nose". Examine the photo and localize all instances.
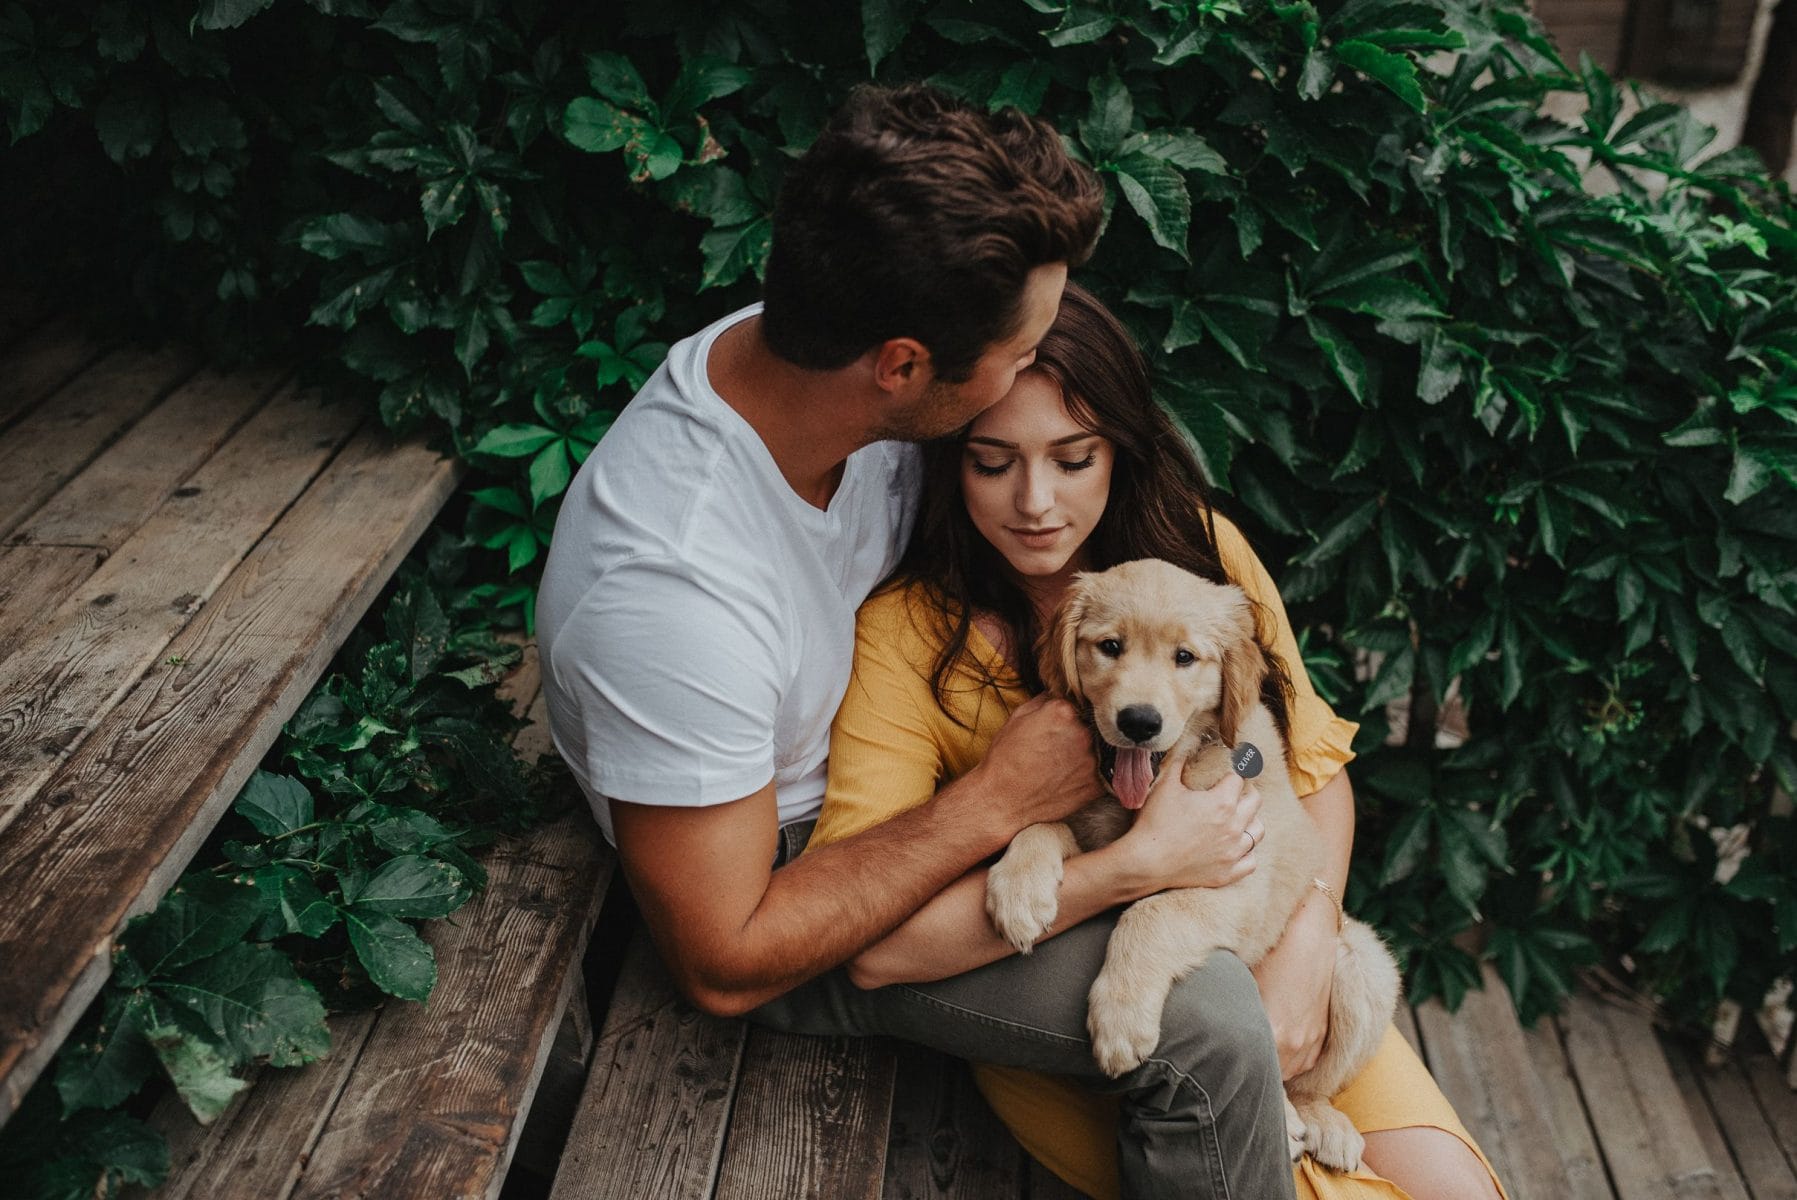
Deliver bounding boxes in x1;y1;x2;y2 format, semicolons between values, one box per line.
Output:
1116;705;1162;744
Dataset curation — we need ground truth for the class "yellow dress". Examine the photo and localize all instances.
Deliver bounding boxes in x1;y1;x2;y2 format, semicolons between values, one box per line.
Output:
808;515;1509;1200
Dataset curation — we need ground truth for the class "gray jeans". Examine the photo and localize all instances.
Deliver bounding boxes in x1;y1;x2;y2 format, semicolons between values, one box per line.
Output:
748;819;1296;1200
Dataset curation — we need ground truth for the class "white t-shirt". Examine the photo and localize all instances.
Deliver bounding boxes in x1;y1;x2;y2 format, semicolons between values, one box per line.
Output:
537;303;922;845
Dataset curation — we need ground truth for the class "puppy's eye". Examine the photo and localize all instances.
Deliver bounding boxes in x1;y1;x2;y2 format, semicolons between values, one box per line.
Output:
1174;648;1196;666
1097;638;1123;658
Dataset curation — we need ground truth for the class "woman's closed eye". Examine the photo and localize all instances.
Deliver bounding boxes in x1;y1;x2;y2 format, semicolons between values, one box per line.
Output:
967;453;1097;477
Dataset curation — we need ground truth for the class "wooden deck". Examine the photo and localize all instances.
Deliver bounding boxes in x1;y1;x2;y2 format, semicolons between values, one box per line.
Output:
0;312;459;1118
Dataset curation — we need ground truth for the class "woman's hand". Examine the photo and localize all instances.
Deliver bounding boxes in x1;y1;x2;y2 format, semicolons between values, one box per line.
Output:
1252;887;1338;1080
1115;766;1265;895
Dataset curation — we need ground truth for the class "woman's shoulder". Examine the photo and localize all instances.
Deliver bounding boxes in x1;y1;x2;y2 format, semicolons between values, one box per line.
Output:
855;580;955;657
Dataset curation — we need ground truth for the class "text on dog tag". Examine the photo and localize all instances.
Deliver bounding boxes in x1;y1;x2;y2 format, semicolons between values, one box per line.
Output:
1231;743;1264;779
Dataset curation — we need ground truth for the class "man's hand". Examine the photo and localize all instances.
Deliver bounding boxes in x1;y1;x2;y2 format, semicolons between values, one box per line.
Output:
1252;888;1338;1079
1114;765;1264;896
971;694;1106;827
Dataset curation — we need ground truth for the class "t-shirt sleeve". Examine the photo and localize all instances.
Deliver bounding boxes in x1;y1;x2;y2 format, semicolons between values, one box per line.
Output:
806;595;948;852
1213;516;1360;796
548;556;782;808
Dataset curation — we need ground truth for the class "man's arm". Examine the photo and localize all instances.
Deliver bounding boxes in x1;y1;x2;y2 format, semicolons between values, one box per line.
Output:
614;693;1104;1017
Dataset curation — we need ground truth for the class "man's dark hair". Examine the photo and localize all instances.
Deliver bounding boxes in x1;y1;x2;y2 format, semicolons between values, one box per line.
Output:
760;84;1105;382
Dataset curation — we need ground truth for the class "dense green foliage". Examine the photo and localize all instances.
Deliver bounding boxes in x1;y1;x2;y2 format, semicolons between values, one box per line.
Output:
3;0;1797;1190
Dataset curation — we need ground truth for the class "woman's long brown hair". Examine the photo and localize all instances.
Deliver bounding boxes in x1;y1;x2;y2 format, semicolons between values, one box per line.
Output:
886;281;1296;736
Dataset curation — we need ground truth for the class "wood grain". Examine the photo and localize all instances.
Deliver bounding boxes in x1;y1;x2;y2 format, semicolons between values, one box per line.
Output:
883;1048;1025;1200
1413;966;1587;1200
1519;1015;1615;1200
10;364;285;551
1559;992;1728;1200
1745;1050;1797;1183
0;384;362;815
0;344;196;540
0;425;457;1118
1662;1040;1772;1200
289;816;614;1200
138;1012;380;1200
713;1027;898;1200
0;321;106;433
0;545;97;664
550;932;748;1200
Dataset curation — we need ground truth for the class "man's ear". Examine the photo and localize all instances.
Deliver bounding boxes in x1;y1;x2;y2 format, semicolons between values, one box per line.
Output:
1217;589;1265;747
1038;577;1090;703
872;337;930;394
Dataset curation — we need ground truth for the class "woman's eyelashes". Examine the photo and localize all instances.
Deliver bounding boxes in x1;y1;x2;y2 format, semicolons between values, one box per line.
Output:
967;452;1098;477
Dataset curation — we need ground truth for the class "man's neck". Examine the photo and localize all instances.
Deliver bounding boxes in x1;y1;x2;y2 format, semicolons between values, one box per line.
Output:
707;316;872;511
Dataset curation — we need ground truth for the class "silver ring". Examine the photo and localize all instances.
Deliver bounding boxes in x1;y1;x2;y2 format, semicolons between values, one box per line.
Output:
1243;827;1259;855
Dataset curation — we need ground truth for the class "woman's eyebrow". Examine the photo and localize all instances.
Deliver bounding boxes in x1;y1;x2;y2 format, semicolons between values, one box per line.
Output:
965;433;1098;449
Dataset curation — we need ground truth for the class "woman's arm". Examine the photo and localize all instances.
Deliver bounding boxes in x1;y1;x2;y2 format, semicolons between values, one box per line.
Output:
1251;766;1355;1079
850;762;1268;988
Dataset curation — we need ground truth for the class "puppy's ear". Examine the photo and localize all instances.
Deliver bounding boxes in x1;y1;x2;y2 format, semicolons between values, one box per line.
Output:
1038;577;1090;702
1217;588;1265;747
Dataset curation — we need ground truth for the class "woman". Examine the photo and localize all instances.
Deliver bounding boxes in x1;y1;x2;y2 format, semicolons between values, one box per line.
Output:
806;284;1507;1200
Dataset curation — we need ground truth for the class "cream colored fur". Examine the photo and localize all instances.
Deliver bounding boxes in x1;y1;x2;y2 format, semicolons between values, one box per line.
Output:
984;559;1402;1172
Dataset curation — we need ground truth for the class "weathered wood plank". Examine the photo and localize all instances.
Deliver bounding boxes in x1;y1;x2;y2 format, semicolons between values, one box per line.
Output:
0;545;98;664
1744;1050;1797;1183
0;321;106;433
1414;966;1588;1200
1661;1040;1769;1200
10;364;285;551
1519;1015;1615;1200
550;932;747;1200
1559;993;1728;1200
0;425;457;1118
884;1049;1026;1200
0;344;196;540
0;385;362;817
288;816;613;1200
515;974;597;1177
713;1027;898;1200
140;1012;380;1200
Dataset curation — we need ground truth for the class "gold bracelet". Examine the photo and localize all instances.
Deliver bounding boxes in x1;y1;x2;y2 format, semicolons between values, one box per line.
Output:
1310;877;1345;931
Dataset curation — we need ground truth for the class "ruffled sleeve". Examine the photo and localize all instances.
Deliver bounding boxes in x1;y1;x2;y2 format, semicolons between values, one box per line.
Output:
1212;515;1359;796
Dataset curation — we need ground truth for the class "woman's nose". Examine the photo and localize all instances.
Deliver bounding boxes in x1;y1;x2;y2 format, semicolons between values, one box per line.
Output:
1015;467;1053;518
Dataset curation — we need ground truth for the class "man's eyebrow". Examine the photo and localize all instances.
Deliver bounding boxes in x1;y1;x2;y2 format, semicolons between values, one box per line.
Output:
965;433;1098;450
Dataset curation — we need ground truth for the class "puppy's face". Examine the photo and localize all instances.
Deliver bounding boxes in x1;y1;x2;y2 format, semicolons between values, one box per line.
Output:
1041;560;1262;808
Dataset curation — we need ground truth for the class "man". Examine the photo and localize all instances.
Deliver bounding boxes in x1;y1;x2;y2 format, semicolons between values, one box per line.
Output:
538;83;1295;1200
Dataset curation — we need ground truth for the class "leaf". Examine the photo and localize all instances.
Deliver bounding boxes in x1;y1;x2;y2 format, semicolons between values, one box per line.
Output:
471;423;558;458
1080;71;1134;161
862;0;926;73
254;867;338;938
353;854;474;918
345;907;437;1001
146;1019;249;1124
55;992;158;1114
1112;154;1191;257
667;56;753;117
118;875;264;978
156;943;330;1067
193;0;274;30
298;213;395;262
699;217;773;290
1313;278;1443;321
563;97;645;155
529;441;574;506
1126;129;1228;174
1334;38;1427;112
1295;497;1381;566
583;51;651;112
1304;313;1369;402
235;771;313;837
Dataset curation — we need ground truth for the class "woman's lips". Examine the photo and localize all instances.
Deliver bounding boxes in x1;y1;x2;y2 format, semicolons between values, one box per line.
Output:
1008;525;1066;549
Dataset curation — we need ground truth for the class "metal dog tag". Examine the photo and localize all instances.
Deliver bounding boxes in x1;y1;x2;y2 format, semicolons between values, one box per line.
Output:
1231;743;1264;779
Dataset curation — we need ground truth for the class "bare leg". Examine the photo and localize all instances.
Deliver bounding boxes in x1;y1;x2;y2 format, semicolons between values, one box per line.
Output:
1360;1126;1504;1200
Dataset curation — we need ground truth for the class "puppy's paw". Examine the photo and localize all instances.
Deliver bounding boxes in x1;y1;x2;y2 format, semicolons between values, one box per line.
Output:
985;852;1064;953
1086;976;1161;1077
1284;1098;1307;1164
1298;1100;1365;1174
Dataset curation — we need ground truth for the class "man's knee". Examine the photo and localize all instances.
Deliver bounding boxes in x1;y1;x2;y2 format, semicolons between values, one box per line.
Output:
1132;951;1280;1103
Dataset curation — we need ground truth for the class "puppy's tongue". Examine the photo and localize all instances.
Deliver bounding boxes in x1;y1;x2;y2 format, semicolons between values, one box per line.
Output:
1114;747;1154;810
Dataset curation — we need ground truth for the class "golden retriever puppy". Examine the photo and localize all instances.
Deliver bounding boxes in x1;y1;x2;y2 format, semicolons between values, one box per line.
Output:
984;559;1402;1171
